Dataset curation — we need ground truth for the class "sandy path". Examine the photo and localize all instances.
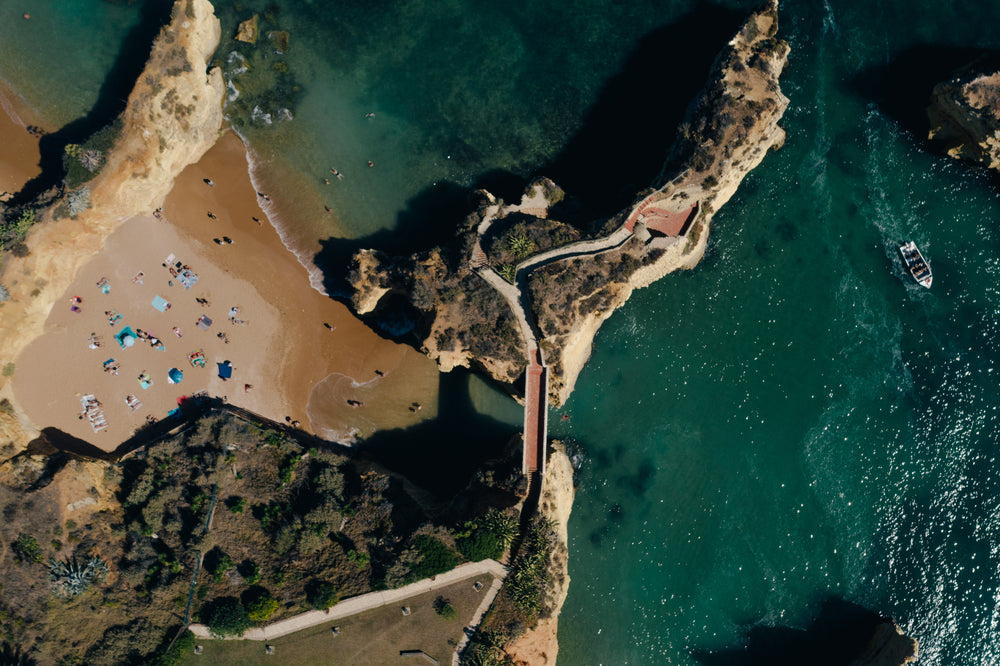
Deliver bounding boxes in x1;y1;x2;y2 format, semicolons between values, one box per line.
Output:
188;559;508;641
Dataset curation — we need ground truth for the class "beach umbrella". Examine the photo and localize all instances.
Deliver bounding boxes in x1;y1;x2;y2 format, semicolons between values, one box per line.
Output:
218;361;233;379
168;368;184;384
122;334;135;347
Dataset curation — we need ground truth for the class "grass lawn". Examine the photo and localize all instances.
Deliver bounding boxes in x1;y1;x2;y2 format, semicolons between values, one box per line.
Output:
181;573;497;665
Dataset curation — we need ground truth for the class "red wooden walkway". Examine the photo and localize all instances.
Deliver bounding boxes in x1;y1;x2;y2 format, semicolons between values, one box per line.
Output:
522;348;548;475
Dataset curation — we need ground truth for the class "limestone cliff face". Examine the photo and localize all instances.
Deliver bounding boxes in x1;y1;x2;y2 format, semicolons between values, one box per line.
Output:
507;441;575;665
348;1;789;406
0;0;225;451
928;60;1000;170
847;621;918;666
536;0;789;404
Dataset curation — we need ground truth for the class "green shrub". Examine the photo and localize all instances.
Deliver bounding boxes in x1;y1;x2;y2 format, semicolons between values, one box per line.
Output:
238;560;261;585
153;629;195;666
11;533;42;564
410;536;458;580
306;579;338;609
226;496;246;514
456;530;503;562
347;549;370;570
434;596;457;619
243;588;278;624
203;597;249;637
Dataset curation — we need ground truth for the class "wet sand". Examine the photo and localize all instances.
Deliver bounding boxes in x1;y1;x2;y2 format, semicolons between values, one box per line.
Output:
12;130;441;449
0;81;43;197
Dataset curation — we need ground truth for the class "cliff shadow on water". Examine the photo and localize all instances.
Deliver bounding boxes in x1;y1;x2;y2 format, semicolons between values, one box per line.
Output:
314;2;748;300
691;598;905;666
358;368;519;500
6;0;175;209
852;44;999;141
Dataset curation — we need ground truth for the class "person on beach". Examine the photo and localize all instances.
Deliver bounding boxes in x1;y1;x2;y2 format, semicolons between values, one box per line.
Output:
252;216;261;226
207;211;217;220
323;322;335;331
374;369;384;377
244;384;253;392
367;160;374;168
364;112;375;119
203;178;214;186
223;237;233;245
324;205;333;213
323;178;330;185
329;168;342;179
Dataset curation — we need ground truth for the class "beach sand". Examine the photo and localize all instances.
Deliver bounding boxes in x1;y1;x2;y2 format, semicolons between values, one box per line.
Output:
0;81;43;198
12;131;442;450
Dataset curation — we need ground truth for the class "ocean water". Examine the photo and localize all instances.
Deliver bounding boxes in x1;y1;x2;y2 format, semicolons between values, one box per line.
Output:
5;0;1000;664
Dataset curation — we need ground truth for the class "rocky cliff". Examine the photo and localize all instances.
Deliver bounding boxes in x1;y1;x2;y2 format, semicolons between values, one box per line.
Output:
0;0;225;454
928;59;1000;170
347;1;789;405
506;441;575;665
848;621;918;666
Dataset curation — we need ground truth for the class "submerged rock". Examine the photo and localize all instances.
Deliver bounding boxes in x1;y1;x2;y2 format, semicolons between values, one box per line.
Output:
268;30;290;54
235;14;259;43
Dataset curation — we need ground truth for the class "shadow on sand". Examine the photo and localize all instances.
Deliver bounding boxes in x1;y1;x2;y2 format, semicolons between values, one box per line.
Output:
6;0;174;210
691;598;902;666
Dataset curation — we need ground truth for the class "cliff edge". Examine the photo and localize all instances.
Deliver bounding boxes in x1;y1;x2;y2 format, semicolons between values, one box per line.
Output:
348;1;789;406
848;620;918;666
928;58;1000;170
0;0;225;453
506;442;575;665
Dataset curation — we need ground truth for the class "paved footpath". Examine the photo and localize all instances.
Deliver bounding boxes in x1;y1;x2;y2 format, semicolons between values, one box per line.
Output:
189;559;508;642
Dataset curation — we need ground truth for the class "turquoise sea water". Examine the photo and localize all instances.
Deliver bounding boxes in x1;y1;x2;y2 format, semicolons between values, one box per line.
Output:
6;0;1000;663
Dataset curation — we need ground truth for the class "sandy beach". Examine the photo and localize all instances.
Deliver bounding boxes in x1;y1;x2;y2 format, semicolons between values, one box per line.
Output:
12;130;442;450
0;81;43;199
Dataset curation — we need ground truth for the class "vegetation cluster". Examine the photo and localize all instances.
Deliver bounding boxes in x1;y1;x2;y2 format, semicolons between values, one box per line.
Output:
462;518;558;666
0;413;519;663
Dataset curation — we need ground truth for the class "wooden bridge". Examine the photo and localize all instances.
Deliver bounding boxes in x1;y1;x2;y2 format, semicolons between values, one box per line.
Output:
522;346;548;476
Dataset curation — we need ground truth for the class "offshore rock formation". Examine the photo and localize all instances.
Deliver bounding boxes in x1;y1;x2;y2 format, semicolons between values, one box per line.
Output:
0;0;225;454
847;620;918;666
928;59;1000;170
235;14;259;43
348;1;790;405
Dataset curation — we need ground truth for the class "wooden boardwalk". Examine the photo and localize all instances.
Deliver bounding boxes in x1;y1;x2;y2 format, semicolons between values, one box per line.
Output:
522;347;548;475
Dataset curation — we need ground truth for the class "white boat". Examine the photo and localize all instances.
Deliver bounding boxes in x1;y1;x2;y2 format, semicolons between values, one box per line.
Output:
899;241;932;288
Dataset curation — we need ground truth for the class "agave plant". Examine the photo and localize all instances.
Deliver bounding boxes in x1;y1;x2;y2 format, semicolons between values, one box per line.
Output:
505;232;536;260
483;510;518;549
79;149;102;172
49;555;109;597
67;187;91;216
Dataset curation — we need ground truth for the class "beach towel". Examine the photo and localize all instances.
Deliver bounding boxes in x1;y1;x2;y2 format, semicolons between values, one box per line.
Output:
152;295;170;312
114;326;137;349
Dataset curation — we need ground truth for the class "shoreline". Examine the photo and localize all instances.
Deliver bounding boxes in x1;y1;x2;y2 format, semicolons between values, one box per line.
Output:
11;128;442;451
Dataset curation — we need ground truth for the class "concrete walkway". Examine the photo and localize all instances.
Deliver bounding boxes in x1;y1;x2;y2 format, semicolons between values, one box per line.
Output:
189;559;508;641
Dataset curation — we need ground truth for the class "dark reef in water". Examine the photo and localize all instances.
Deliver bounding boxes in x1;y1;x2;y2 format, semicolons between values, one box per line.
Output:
692;598;917;666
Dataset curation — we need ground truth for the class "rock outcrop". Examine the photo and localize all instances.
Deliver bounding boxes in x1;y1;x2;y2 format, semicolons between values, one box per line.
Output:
0;0;225;453
928;59;1000;170
235;14;259;43
847;621;918;666
347;1;789;405
506;441;575;665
